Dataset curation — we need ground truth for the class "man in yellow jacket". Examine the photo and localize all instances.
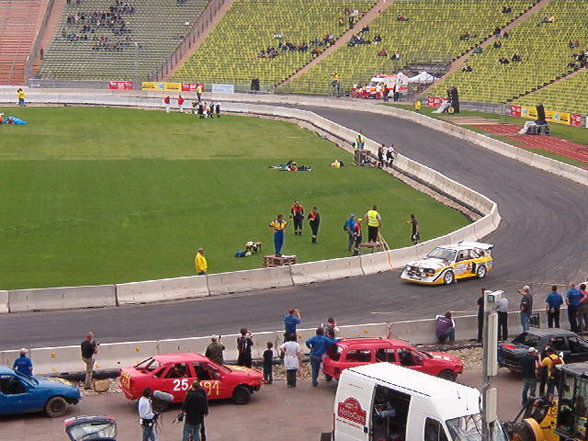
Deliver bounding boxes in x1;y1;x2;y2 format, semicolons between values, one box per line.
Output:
194;248;207;275
364;205;381;243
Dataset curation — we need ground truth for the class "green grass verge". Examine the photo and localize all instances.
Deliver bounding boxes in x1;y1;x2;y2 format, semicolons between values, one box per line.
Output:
0;107;468;289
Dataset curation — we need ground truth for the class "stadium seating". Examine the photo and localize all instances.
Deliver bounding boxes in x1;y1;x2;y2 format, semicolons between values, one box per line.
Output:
38;0;210;81
428;0;588;104
171;0;377;89
0;0;45;85
514;69;588;114
283;0;537;95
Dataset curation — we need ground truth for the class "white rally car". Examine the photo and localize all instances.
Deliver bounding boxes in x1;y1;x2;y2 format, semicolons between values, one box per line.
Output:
400;241;494;285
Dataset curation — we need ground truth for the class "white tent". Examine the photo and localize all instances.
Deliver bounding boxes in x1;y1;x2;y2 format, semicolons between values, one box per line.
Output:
408;71;437;84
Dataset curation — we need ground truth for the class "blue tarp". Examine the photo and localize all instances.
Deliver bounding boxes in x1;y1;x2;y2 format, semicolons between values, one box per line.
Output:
2;116;28;124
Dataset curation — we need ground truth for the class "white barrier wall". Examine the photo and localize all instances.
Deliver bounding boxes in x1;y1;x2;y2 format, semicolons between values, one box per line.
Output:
1;92;503;312
0;290;8;314
2;311;570;376
8;285;116;313
116;276;209;305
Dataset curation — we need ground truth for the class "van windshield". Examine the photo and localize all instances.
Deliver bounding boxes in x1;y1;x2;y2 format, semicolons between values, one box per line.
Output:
446;414;506;441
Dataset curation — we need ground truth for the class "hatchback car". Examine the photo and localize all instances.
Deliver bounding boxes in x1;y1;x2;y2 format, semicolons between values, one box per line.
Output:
400;241;494;285
0;365;81;417
119;353;263;405
322;338;464;381
498;329;588;372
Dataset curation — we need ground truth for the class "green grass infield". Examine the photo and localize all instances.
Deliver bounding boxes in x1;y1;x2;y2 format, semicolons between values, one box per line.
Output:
0;107;469;289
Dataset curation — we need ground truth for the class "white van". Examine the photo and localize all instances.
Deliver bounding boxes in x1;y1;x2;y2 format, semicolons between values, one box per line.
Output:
334;363;505;441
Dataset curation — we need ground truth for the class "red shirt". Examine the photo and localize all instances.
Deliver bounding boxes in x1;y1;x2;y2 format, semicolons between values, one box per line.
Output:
164;97;170;104
178;97;184;105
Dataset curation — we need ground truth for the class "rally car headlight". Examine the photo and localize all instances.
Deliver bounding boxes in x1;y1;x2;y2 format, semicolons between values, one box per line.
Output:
405;265;411;272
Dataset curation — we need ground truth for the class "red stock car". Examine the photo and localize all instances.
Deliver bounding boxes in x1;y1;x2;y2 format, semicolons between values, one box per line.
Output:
119;353;263;405
323;338;464;381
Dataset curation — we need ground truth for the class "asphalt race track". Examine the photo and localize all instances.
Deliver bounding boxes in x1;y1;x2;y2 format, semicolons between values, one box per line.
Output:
1;104;586;350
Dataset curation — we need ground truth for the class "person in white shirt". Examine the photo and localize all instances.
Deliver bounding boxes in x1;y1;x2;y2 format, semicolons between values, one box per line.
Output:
138;387;157;441
279;333;301;388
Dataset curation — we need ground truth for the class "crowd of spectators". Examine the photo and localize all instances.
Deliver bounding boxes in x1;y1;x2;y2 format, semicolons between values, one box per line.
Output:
61;1;137;52
568;51;587;70
257;34;335;59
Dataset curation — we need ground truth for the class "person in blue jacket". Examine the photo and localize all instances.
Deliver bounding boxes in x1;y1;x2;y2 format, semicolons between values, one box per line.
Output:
306;327;339;387
13;348;33;376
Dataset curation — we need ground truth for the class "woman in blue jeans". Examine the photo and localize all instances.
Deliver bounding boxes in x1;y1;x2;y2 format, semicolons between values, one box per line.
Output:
305;327;339;387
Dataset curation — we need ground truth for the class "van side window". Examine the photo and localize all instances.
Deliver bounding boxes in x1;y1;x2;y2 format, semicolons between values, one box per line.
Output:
372;385;411;441
424;418;448;441
346;350;372;362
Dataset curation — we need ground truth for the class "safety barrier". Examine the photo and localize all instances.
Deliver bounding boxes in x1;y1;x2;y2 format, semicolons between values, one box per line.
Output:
0;90;506;312
0;290;8;314
8;285;116;313
2;310;572;376
207;266;293;296
116;276;209;305
290;256;364;285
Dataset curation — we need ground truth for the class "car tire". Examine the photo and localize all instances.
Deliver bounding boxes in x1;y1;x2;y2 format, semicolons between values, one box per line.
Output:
437;370;457;382
509;421;537;441
45;396;68;417
324;374;333;382
232;385;251;405
476;265;487;279
443;270;455;285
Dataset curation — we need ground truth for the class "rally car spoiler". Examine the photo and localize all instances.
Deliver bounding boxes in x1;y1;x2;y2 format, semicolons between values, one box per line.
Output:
457;241;494;250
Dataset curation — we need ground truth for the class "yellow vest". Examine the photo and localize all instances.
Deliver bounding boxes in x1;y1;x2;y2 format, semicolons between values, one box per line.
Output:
367;210;380;227
195;253;207;273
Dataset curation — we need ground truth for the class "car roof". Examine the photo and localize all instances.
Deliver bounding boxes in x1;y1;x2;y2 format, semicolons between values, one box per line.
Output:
434;241;493;252
152;353;208;364
525;329;578;338
0;365;15;375
335;338;411;350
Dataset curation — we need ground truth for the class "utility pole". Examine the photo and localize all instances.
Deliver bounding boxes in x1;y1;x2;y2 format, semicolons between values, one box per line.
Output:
482;290;503;441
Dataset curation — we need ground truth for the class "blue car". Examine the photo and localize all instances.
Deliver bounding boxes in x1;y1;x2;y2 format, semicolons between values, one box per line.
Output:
0;365;81;417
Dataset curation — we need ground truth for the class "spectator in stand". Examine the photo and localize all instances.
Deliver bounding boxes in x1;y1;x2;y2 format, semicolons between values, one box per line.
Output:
435;311;455;344
567;283;583;333
578;284;588;334
473;45;482;54
493;40;502;49
545;285;564;328
502;31;510;38
502;6;512;14
512;53;522;62
13;349;33;376
518;286;533;332
462;64;473;73
377;49;388;57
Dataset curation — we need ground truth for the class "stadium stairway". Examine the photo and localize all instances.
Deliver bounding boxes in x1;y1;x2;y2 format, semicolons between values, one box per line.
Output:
0;0;48;85
277;0;393;89
423;0;551;93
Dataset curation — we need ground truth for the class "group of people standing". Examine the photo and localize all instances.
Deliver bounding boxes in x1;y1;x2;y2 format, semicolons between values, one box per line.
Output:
269;202;321;256
162;94;221;119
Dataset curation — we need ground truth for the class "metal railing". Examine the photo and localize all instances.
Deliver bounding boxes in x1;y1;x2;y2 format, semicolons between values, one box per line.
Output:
24;0;56;83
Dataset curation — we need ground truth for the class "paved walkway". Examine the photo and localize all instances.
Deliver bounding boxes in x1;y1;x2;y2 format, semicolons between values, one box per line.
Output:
0;368;525;441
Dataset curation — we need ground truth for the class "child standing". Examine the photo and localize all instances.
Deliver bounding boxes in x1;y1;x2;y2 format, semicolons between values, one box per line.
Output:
263;342;274;384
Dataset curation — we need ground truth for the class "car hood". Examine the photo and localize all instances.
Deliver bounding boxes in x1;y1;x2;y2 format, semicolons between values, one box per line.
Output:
225;365;263;379
408;258;448;270
35;376;81;396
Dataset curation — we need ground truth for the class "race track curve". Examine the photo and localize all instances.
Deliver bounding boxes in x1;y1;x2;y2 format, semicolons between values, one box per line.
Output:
1;103;586;350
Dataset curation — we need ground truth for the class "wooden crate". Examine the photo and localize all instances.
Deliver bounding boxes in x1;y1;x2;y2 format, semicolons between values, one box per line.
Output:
263;255;296;267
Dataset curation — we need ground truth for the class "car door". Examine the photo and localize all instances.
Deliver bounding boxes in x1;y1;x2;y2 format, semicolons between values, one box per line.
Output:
397;348;425;373
566;336;588;363
157;363;192;401
194;362;226;400
0;375;37;414
453;250;471;278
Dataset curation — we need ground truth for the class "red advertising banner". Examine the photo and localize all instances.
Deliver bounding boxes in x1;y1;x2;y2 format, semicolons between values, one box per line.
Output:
570;114;582;127
509;105;521;118
182;83;204;92
108;81;133;90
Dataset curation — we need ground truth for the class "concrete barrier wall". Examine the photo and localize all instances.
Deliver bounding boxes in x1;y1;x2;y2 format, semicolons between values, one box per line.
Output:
290;256;364;285
3;310;572;376
0;290;8;314
116;276;209;305
8;285;116;313
359;251;394;275
207;266;293;296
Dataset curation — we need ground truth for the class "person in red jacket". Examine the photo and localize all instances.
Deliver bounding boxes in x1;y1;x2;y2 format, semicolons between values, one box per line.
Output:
290;200;304;236
163;96;171;113
178;95;185;113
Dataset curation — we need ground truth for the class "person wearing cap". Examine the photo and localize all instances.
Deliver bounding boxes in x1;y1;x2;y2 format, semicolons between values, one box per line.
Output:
194;248;207;275
204;335;224;365
521;347;538;405
13;348;33;376
179;380;208;441
540;346;564;396
343;214;356;252
518;285;533;332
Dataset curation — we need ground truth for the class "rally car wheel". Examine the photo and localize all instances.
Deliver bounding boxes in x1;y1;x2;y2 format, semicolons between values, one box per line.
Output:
443;270;455;285
232;386;251;405
437;370;457;382
45;396;68;417
476;265;487;279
